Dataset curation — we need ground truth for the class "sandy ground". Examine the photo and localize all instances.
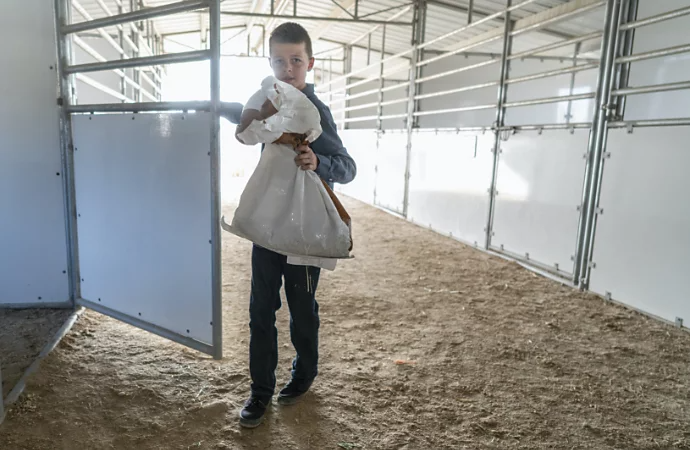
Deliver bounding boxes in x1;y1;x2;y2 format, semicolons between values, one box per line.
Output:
0;309;72;400
0;197;689;449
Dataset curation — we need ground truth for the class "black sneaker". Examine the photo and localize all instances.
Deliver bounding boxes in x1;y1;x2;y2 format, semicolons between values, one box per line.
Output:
239;396;269;428
277;379;312;406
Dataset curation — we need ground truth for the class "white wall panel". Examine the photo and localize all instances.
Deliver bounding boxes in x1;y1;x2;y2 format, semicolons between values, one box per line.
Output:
72;113;213;345
374;132;408;214
336;130;378;205
491;129;589;274
408;131;494;246
0;0;69;306
589;126;690;325
623;0;690;121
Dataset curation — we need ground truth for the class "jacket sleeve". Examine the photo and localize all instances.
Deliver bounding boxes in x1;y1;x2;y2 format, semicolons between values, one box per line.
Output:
312;106;357;185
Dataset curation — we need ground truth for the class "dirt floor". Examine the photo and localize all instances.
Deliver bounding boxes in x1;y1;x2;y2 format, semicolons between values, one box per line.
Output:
0;308;72;400
0;197;689;449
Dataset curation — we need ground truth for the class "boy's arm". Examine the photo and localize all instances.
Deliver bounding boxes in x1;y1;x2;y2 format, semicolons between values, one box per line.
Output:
312;107;357;185
218;102;243;124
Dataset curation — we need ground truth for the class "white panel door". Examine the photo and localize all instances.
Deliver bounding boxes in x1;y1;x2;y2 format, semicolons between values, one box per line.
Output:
72;113;217;354
490;129;589;276
408;131;495;247
589;127;690;326
0;0;70;307
375;132;408;214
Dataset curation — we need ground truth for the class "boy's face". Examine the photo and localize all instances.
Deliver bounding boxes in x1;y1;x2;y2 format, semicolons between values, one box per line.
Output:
269;42;314;91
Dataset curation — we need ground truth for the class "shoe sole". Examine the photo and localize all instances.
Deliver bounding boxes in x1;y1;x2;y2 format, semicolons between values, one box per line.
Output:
277;394;305;406
238;412;264;429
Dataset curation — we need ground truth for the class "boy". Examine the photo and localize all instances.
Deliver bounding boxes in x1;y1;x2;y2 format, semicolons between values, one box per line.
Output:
225;22;356;428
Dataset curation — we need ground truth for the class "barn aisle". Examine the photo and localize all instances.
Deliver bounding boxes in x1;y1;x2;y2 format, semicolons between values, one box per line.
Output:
0;198;688;450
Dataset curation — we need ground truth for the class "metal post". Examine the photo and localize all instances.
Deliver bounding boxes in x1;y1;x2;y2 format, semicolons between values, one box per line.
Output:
329;56;334;109
293;0;297;16
574;0;623;287
367;33;372;65
484;0;513;250
468;0;474;23
53;0;81;305
565;42;581;124
402;0;426;218
343;45;353;129
355;0;359;19
376;25;387;131
118;3;126;102
615;0;639;119
130;0;140;102
209;0;223;360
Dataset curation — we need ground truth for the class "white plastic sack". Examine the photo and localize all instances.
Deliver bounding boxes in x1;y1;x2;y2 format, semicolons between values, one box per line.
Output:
221;77;352;265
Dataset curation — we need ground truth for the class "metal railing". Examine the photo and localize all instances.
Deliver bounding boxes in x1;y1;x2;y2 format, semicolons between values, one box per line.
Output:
54;0;223;359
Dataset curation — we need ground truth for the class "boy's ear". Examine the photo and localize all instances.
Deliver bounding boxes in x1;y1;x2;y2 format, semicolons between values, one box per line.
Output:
307;57;315;71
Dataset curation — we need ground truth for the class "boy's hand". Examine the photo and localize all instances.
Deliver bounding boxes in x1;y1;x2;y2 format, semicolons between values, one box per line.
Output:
294;144;319;171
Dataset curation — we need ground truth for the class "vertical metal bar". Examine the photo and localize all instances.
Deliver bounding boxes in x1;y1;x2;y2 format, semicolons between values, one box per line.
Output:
130;0;140;102
574;0;622;288
484;0;513;250
293;0;297;16
615;0;639;119
468;0;474;24
118;3;126;102
247;28;251;55
209;0;223;360
271;0;274;16
262;25;266;57
403;0;426;218
376;25;387;131
329;56;334;109
367;33;372;65
354;0;359;19
344;45;353;129
565;42;581;124
54;0;81;306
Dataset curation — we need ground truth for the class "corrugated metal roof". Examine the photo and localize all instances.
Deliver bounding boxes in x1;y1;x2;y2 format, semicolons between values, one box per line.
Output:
70;0;605;66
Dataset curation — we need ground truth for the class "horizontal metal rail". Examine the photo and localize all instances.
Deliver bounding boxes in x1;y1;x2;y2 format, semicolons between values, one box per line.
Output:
72;1;162;86
320;2;604;92
509;31;602;60
72;36;158;98
510;1;605;38
65;50;210;74
615;43;690;64
403;63;600;105
498;122;592;130
328;81;409;106
507;62;599;84
504;92;595;108
75;74;133;102
67;101;211;113
338;113;408;123
413;103;496;117
64;0;208;34
220;10;412;25
611;81;690;97
619;5;690;31
419;0;540;51
418;35;503;67
609;118;690;128
418;0;605;70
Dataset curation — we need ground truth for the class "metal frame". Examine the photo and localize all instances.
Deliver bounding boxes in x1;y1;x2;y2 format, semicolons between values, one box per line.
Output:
51;0;223;359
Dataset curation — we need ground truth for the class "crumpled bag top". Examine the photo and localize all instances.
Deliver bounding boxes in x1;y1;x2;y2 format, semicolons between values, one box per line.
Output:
238;76;323;146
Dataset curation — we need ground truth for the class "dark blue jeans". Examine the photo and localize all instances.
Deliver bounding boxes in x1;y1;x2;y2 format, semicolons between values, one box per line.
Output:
249;245;321;401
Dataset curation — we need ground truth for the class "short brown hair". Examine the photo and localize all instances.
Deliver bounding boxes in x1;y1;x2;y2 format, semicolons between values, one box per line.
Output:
269;22;313;58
